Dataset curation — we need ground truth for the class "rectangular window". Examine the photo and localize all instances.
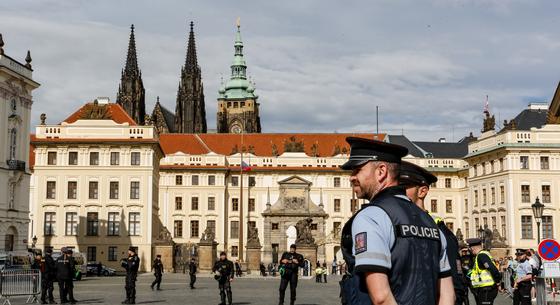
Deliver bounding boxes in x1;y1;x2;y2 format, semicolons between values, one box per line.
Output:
334;199;341;212
351;199;359;214
541;156;549;170
68;152;78;165
175;197;183;210
44;212;56;236
87;247;96;262
208;197;215;211
129;212;140;236
108;212;120;236
542;185;551;203
431;199;438;213
491;187;496;204
491;216;497;230
272;223;279;230
334;177;341;188
46;181;56;199
110;152;120;165
520;156;529;169
89;181;98;199
500;185;505;203
208;175;216;186
248;198;255;212
464;199;468;213
501;216;506;239
231;246;239;257
130;181;140;199
446;200;452;213
248;176;256;187
465;222;470;238
474;190;478;206
521;215;533;239
67;181;77;199
175;175;183;185
86;212;99;236
445;178;451;188
521;185;530;203
334;222;342;235
47;152;57;165
543;216;553;239
192;175;199;186
130;152;140;166
192;197;199;210
206;220;216;237
232;198;239;211
191;220;199;238
109;181;119;199
174;220;183;238
475;218;479;230
65;212;78;236
231;176;239;186
231;221;239;238
482;189;487;205
90;152;99;165
311;223;318;230
500;158;505;171
108;246;118;261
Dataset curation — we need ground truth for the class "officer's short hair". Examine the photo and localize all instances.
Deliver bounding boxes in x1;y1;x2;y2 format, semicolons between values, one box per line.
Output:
370;161;400;180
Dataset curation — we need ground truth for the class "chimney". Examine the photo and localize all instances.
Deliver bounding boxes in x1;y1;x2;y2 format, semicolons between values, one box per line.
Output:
438;138;446;143
95;97;110;105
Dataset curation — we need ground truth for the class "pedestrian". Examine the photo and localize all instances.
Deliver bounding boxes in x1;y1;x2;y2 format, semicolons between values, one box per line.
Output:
188;258;197;289
56;248;77;304
212;252;234;305
278;244;304;305
322;261;327;283
260;263;267;276
331;260;337;275
97;262;102;277
235;260;242;277
31;253;42;300
339;137;455;305
315;265;322;283
121;247;140;304
151;254;163;290
42;248;56;304
466;238;501;305
400;161;466;305
513;249;533;305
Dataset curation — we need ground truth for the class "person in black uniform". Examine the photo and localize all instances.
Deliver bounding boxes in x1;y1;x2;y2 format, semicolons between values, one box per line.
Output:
339;137;455;305
278;244;304;305
188;258;197;289
151;255;163;290
121;247;140;304
56;248;77;304
465;238;501;305
212;252;234;305
400;161;466;305
42;249;56;304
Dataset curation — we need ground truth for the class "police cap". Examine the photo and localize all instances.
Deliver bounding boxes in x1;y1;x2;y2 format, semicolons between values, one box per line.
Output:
516;248;527;255
220;251;227;256
340;137;408;170
399;161;438;186
465;238;482;246
128;247;136;253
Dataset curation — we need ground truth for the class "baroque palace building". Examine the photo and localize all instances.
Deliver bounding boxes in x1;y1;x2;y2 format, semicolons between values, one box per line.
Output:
0;34;40;252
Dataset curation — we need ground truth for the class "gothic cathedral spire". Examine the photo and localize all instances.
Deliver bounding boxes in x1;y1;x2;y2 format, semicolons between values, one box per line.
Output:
174;21;207;133
116;24;146;125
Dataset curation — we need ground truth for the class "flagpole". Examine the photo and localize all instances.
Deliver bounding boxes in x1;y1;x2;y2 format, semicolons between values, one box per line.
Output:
239;128;244;262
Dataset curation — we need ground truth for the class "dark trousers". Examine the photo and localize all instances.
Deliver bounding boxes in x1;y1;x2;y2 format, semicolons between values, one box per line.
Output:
218;280;232;305
323;274;327;283
151;273;162;289
315;274;321;283
58;279;74;302
473;286;498;305
279;273;298;304
189;274;196;288
455;288;467;305
125;274;137;301
41;277;55;302
513;282;532;305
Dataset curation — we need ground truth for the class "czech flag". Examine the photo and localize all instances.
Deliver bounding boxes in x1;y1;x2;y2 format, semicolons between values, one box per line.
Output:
241;161;252;172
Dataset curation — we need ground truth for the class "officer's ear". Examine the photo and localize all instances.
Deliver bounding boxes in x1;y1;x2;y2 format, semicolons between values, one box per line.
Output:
417;185;429;200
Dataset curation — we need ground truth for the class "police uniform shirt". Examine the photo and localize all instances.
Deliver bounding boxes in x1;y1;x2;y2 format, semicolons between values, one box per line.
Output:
352;205;451;275
516;260;532;280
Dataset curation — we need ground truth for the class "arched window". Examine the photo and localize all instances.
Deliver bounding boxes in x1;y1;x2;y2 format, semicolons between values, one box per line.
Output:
9;128;16;160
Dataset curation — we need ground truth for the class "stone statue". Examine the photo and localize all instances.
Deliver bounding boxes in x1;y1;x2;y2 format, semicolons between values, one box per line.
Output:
483;225;493;250
333;145;341;156
492;228;507;248
247;226;260;247
455;228;463;244
80;102;110;120
40;113;46;125
200;227;215;242
310;143;319;157
144;114;152;125
157;226;172;243
482;112;496;132
271;143;279;157
295;218;315;246
284;136;304;152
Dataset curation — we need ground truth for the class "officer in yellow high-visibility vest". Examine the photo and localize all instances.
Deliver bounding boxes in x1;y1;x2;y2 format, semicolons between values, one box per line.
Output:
466;238;502;305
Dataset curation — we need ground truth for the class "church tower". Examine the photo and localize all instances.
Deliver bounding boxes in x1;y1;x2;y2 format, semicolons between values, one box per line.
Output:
116;25;146;125
217;20;261;134
174;21;207;133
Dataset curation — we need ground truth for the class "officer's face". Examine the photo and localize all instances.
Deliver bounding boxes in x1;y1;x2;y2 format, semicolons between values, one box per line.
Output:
220;254;226;260
405;185;429;206
350;162;388;200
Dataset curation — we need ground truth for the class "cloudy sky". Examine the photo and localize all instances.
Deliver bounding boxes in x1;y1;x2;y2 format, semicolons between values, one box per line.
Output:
1;0;559;141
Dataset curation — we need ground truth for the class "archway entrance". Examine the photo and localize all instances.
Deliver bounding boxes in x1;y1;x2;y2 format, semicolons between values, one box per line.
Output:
286;226;296;250
4;227;17;251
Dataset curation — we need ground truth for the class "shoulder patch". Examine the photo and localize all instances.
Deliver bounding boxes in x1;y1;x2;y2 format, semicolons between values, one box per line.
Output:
355;232;367;254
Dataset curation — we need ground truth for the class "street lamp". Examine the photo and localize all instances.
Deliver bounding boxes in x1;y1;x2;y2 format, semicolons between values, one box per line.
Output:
532;197;544;244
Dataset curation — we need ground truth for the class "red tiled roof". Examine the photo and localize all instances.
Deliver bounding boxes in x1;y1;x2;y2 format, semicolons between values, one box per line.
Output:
62;102;137;125
159;133;384;157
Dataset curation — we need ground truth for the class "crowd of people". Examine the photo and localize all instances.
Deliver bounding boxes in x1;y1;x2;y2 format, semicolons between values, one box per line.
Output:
30;247;78;304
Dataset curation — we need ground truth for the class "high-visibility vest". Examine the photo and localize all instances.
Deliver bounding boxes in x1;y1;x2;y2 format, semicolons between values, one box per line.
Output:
471;250;495;288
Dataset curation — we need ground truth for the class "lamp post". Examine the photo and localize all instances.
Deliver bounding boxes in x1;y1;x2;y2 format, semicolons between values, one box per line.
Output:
531;197;544;244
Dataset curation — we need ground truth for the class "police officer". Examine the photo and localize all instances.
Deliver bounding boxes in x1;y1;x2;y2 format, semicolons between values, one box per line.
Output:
121;247;140;304
400;161;466;305
339;137;454;305
513;249;532;305
188;258;197;289
56;248;77;304
42;248;56;304
212;252;234;305
151;254;163;291
278;244;304;305
466;238;501;305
